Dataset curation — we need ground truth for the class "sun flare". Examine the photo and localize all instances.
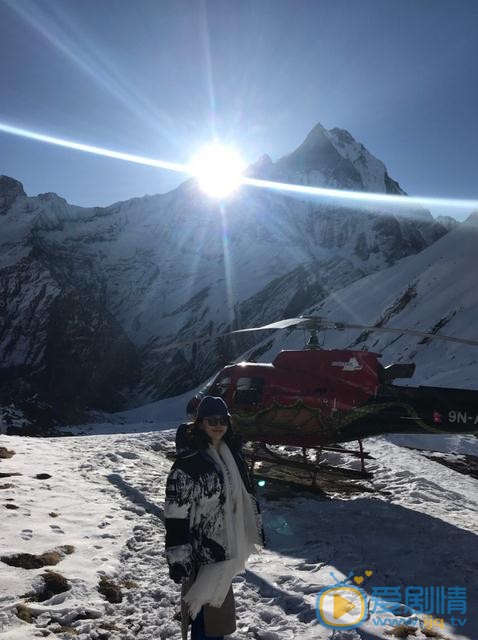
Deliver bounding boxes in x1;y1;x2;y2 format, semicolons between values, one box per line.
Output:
190;143;245;198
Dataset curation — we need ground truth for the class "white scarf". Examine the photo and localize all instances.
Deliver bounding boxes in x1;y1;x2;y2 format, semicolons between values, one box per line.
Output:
182;441;263;620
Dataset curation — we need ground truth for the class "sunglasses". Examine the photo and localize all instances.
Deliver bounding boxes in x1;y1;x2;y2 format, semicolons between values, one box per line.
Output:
205;415;228;426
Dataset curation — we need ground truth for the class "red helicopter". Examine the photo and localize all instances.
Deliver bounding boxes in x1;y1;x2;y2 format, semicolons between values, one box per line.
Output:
185;316;478;481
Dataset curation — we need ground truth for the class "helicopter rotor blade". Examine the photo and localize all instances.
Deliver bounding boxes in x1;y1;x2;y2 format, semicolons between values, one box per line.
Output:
230;315;478;347
335;322;478;347
149;320;284;353
230;317;306;332
150;313;478;353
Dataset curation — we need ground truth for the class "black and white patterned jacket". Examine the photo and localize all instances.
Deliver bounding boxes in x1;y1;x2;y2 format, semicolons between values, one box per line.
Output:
164;423;264;581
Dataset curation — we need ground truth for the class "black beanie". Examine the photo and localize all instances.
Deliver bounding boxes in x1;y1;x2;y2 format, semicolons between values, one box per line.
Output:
196;396;229;421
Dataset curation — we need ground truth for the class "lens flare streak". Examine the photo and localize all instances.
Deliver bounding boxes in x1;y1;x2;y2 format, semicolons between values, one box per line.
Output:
1;120;478;212
242;177;478;211
0;122;187;174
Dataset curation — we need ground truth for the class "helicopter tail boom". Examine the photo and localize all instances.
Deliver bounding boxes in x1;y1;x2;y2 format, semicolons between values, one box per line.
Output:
333;383;478;442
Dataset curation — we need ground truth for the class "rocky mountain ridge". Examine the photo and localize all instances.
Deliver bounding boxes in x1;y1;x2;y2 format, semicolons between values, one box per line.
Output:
0;122;453;421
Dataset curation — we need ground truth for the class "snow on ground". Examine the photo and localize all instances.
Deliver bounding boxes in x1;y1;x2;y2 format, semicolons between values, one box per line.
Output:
386;433;478;457
63;389;194;437
1;426;477;640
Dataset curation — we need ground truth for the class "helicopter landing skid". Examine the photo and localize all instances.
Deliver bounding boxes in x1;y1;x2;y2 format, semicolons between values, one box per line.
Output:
244;442;373;494
309;441;373;474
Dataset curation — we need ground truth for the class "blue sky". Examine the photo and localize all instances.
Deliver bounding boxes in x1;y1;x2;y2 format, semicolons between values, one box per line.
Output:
0;0;477;217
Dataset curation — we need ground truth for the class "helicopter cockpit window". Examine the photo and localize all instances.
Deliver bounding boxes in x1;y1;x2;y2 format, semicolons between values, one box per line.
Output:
210;376;231;397
233;377;264;405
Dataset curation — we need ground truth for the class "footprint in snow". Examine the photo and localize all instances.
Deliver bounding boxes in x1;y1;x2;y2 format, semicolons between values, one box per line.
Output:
49;524;65;534
20;529;33;540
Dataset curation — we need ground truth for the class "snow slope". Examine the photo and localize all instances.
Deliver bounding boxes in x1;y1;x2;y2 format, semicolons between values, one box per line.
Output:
240;210;478;391
1;421;477;640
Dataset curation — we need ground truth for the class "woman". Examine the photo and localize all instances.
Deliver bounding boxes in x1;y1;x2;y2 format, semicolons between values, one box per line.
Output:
164;395;264;640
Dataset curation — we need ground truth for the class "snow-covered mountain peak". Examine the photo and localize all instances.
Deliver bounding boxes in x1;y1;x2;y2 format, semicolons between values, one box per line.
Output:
0;125;454;415
0;175;26;215
436;215;459;231
464;210;478;227
37;191;68;204
326;127;405;196
246;153;274;178
294;121;329;149
272;121;407;197
275;121;353;183
327;127;356;146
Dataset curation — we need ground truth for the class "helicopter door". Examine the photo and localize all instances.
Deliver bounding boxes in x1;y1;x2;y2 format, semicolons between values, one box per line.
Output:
210;376;231;398
233;377;264;407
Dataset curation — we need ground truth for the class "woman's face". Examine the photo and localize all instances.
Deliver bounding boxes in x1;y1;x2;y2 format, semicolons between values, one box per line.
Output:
200;414;228;445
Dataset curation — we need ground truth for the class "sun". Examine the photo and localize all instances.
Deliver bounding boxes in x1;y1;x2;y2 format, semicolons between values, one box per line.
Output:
190;143;245;198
